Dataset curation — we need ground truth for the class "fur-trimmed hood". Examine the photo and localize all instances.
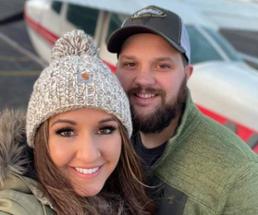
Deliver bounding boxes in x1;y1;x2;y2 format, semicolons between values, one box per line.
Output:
0;108;31;186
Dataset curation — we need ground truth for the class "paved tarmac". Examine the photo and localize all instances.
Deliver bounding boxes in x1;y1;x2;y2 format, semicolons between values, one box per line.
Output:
0;20;44;109
0;0;25;22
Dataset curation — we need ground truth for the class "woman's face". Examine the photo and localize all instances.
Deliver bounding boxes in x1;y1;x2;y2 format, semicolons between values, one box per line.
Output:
48;108;122;196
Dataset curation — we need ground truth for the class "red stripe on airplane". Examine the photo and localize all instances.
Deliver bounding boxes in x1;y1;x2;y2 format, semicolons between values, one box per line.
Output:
103;60;116;73
24;13;58;45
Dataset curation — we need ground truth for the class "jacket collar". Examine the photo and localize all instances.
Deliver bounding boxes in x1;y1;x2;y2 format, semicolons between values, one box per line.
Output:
153;90;202;166
0;109;54;209
0;109;29;186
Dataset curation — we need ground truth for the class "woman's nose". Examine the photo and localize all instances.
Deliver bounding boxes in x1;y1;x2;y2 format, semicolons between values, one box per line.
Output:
75;134;101;163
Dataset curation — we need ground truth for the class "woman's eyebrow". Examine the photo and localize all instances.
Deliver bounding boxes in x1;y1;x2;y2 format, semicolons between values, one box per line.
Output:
50;119;76;127
99;117;117;124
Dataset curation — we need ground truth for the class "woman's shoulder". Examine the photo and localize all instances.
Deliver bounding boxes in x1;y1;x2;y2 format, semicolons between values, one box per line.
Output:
0;108;37;182
0;109;54;214
0;108;29;184
0;174;54;215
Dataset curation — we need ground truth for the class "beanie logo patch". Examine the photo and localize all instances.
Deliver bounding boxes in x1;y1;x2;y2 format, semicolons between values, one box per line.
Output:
77;70;92;84
81;71;90;81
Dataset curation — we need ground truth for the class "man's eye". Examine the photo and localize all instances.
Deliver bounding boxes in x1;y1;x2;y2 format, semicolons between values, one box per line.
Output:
157;63;172;70
121;62;136;69
97;126;116;135
55;128;75;137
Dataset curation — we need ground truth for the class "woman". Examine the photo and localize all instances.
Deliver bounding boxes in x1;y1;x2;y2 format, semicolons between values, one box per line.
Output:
0;30;153;215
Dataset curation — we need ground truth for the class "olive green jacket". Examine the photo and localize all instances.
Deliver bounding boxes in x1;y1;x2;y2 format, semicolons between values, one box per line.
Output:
146;94;258;215
0;173;54;215
0;110;54;215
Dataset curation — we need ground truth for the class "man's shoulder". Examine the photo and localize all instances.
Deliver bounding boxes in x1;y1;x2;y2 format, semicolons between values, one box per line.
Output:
147;96;258;214
153;113;258;215
175;97;255;163
177;109;256;162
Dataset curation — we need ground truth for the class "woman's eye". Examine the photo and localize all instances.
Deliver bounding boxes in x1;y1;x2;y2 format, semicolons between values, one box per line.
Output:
55;128;75;137
97;126;116;135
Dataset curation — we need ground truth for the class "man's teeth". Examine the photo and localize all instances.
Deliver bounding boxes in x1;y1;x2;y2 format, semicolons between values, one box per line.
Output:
137;93;155;98
75;167;99;174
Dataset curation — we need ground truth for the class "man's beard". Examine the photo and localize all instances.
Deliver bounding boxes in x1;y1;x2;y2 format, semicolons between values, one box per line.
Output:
129;78;187;134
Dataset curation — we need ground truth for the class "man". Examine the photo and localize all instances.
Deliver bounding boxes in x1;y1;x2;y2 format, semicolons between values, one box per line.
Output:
107;5;258;215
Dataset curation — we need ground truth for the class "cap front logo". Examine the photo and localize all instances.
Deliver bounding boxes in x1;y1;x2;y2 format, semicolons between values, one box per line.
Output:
131;6;166;19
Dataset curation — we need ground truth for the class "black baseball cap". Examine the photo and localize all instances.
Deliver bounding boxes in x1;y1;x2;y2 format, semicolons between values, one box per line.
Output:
107;5;191;63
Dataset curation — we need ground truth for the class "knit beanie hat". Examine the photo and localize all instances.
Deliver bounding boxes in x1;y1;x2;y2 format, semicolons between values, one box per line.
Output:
26;30;132;147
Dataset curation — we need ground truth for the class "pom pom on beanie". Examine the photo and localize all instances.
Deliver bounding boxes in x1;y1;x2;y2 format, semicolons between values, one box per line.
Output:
51;30;98;61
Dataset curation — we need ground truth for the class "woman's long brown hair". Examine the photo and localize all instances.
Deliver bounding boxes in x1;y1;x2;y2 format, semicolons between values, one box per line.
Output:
34;118;154;215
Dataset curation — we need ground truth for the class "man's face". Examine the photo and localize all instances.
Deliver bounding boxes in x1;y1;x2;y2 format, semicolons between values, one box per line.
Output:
116;33;192;133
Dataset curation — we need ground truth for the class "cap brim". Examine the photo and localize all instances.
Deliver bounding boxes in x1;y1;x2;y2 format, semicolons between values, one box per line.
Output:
107;25;185;55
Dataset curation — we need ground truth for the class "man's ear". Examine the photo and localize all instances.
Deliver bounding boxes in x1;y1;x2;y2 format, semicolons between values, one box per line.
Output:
185;64;193;80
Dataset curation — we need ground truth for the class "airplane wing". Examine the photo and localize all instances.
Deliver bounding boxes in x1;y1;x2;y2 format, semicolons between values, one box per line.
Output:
61;0;216;27
186;0;258;31
63;0;258;31
62;0;191;15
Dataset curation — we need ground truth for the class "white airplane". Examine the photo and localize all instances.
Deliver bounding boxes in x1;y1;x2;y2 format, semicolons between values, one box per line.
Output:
23;0;258;150
186;0;258;31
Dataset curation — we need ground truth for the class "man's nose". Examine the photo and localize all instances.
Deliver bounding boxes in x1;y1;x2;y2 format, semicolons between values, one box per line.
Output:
76;134;101;163
134;66;156;86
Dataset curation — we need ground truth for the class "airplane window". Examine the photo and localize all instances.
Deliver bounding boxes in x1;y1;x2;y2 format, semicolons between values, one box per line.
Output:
186;25;223;64
107;14;124;39
51;1;62;14
204;28;242;62
67;4;98;36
